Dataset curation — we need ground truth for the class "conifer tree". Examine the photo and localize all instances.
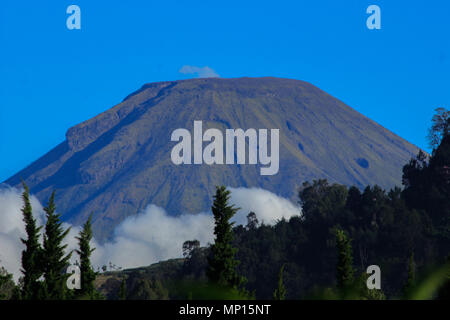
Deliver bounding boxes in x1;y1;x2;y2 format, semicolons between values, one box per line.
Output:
76;214;97;299
207;186;244;289
20;182;44;300
42;192;72;300
335;229;354;291
273;264;286;300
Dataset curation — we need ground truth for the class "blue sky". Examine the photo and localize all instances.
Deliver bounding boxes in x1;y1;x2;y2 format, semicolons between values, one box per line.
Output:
0;0;449;182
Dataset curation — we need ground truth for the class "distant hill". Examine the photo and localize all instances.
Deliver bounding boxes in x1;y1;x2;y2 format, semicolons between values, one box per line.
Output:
4;77;420;241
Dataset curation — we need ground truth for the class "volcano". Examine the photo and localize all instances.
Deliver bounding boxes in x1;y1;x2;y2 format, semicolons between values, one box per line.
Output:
4;77;420;241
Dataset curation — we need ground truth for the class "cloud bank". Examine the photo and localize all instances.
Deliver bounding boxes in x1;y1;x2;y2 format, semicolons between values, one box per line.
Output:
0;185;300;281
229;187;301;226
179;65;219;78
91;205;214;270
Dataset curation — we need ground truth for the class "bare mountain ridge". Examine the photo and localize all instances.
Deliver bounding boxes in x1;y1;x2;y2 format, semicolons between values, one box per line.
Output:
4;77;420;241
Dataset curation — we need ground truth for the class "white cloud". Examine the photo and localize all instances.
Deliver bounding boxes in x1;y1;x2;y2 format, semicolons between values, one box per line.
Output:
0;185;300;281
179;65;219;78
0;185;45;281
91;205;214;270
229;187;301;226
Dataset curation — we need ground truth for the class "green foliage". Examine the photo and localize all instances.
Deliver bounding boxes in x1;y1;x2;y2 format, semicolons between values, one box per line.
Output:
408;260;450;300
335;229;354;291
403;111;450;254
20;182;44;300
42;192;72;299
0;266;16;300
273;264;286;300
128;278;169;300
176;280;253;300
436;256;450;299
299;179;348;225
403;252;416;298
232;173;443;298
207;186;245;290
182;247;209;279
75;214;100;299
356;273;386;300
118;278;127;300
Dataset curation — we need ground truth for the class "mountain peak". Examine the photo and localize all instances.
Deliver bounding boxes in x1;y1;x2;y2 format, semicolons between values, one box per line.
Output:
5;77;420;241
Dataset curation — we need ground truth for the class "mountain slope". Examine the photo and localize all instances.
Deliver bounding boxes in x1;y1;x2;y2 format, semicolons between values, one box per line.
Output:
4;77;420;241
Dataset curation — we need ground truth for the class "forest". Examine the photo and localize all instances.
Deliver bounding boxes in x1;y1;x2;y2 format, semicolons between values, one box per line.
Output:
177;114;450;299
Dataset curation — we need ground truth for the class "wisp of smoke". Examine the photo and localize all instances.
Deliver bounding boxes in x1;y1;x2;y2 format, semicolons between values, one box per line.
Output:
179;65;219;78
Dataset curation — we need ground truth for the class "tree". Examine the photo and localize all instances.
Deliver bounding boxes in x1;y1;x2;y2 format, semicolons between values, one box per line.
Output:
0;266;16;300
75;214;98;299
246;212;259;230
42;192;72;299
427;107;449;150
207;186;245;289
299;180;348;225
335;229;354;291
402;150;429;210
118;278;127;300
20;182;44;300
403;109;450;255
356;272;385;300
182;240;200;259
273;264;286;300
426;133;450;233
403;252;416;297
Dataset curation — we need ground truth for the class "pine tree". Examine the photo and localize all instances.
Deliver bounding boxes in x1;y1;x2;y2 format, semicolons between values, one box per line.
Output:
20;182;44;300
42;192;72;300
207;186;244;289
273;264;286;300
335;229;355;291
75;214;98;299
